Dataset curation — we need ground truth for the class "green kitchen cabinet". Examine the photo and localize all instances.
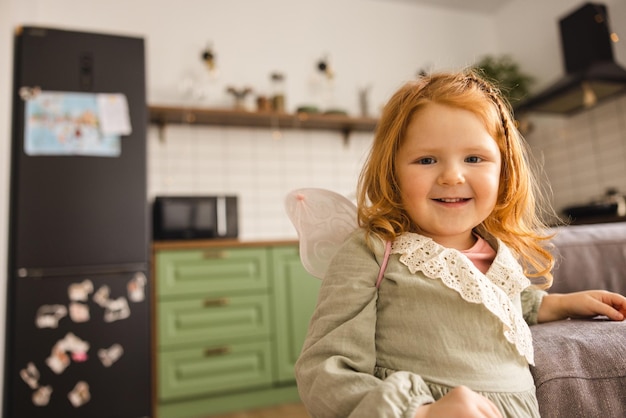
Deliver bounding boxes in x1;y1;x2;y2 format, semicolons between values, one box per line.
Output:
272;246;321;383
153;242;320;418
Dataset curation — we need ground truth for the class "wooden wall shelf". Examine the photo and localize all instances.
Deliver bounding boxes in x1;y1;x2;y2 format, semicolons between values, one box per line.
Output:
148;105;378;142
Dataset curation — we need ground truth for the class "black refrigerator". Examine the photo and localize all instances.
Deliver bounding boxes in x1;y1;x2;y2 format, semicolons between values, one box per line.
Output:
4;26;151;418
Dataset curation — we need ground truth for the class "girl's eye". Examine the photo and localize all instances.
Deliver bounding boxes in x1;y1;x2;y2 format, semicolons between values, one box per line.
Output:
416;157;436;165
465;156;482;163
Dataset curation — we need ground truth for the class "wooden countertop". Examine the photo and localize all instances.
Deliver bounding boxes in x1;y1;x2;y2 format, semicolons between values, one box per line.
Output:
152;238;298;251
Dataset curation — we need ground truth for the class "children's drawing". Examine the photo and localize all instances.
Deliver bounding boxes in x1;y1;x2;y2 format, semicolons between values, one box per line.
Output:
24;91;123;157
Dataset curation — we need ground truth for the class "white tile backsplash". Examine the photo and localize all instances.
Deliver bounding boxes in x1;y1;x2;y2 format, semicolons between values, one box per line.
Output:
525;94;626;214
148;124;373;240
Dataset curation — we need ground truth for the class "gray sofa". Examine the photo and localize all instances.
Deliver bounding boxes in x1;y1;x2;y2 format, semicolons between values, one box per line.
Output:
530;222;626;418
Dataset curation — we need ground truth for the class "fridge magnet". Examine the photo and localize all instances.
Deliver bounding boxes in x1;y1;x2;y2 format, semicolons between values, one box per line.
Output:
19;362;40;389
96;93;132;136
19;85;41;101
68;279;93;302
35;304;68;329
24;90;121;157
32;385;53;407
93;285;110;307
69;302;90;323
103;297;131;323
46;345;70;375
98;343;124;367
46;333;90;374
61;333;90;362
68;381;90;408
127;272;146;303
71;351;88;363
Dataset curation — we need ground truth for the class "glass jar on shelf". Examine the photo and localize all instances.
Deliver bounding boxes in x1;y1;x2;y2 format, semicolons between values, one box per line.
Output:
270;72;286;112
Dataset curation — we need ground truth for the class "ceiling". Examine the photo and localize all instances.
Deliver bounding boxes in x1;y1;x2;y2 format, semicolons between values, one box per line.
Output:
388;0;514;14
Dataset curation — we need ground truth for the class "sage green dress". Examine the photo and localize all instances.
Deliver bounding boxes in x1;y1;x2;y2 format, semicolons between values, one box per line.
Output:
295;229;545;418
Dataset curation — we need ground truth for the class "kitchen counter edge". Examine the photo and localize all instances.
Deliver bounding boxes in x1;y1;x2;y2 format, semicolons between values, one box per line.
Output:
152;239;299;251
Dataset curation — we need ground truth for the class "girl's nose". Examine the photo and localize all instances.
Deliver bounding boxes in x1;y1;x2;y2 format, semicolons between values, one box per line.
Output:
438;164;465;185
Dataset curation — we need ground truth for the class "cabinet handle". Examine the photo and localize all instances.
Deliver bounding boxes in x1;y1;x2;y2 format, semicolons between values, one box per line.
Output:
203;297;229;307
204;346;230;357
202;250;227;259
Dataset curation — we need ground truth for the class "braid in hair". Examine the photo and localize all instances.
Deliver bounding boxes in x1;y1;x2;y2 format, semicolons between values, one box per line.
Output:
465;72;517;204
465;72;511;138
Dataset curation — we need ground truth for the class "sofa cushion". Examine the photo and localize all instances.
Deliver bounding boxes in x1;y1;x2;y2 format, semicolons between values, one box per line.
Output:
549;222;626;294
530;319;626;418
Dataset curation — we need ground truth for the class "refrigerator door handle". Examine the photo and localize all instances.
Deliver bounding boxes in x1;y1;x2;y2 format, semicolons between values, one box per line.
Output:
17;263;149;278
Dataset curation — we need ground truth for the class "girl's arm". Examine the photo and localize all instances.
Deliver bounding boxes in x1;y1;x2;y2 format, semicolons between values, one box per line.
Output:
537;291;626;323
295;231;434;418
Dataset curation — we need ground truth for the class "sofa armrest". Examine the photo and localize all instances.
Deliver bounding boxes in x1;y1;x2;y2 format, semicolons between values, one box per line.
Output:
530;319;626;418
549;222;626;294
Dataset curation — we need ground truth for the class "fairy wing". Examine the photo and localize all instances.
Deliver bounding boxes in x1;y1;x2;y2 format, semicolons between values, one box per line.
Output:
285;188;358;279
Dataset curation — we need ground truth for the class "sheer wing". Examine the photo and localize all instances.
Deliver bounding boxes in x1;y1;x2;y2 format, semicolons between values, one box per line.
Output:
285;188;358;279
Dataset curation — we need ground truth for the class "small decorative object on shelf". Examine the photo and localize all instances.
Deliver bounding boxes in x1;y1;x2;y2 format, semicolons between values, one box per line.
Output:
256;95;271;112
226;86;253;110
358;85;372;117
270;72;286;112
177;41;220;103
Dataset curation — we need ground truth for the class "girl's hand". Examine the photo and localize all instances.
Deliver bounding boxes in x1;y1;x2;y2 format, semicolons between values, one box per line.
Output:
414;386;503;418
538;290;626;323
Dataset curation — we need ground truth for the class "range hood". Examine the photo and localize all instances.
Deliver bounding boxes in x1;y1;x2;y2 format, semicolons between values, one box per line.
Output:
515;2;626;115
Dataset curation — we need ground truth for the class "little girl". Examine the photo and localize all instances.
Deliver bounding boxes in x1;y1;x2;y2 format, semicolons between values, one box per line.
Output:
294;70;626;418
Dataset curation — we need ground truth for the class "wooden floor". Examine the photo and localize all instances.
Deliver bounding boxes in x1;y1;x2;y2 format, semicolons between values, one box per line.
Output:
207;402;310;418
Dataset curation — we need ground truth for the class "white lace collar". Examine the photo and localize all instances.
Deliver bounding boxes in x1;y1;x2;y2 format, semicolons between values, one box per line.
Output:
391;232;534;365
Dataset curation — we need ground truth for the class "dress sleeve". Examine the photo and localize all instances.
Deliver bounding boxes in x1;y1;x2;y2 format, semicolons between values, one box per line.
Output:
521;287;547;325
295;231;435;418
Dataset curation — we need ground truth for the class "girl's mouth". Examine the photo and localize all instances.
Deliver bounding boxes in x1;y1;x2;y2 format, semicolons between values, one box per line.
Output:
434;198;470;203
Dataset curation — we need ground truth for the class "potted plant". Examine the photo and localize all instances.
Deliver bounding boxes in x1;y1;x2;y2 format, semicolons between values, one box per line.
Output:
473;55;534;106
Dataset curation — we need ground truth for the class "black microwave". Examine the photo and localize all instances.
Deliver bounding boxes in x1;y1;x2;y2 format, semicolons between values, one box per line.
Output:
152;196;238;240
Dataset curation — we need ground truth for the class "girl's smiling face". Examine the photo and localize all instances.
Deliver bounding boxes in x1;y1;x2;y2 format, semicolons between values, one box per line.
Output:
395;102;502;250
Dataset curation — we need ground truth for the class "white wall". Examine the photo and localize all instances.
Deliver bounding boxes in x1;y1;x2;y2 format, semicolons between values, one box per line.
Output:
18;0;499;112
1;0;625;412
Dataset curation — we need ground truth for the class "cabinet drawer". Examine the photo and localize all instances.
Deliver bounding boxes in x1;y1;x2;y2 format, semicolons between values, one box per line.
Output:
158;340;273;401
158;294;271;347
156;248;268;297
